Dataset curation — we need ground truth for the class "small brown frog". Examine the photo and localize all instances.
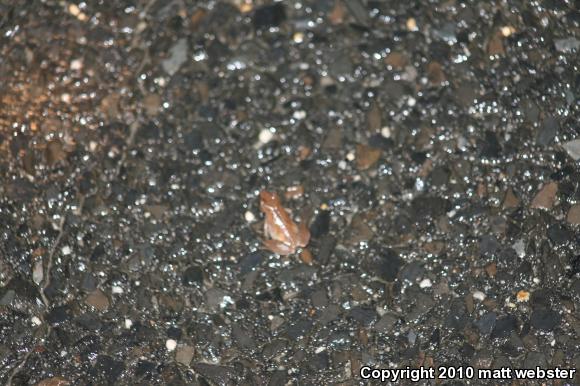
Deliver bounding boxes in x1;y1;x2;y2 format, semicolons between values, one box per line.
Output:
259;190;310;255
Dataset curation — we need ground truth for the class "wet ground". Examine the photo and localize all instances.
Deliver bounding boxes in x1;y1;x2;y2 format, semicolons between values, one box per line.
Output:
0;1;579;385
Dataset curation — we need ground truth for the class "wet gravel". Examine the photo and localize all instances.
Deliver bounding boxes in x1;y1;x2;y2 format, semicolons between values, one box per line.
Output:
0;1;579;385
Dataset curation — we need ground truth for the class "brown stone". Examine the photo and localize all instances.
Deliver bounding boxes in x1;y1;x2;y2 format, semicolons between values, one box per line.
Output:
530;181;558;209
503;188;520;209
367;101;382;131
487;31;505;56
37;377;70;386
143;94;161;117
356;144;381;170
485;262;497;278
385;51;408;70
85;289;110;311
45;139;66;166
567;204;580;224
427;61;445;85
175;345;194;366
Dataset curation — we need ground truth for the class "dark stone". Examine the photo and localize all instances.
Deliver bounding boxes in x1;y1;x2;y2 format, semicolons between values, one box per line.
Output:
444;299;468;330
368;134;394;151
375;313;398;333
182;265;203;286
399;261;425;282
253;3;286;30
268;370;288;386
183;129;203;150
1;275;40;302
166;326;182;339
135;360;157;378
480;235;500;256
91;245;105;261
232;324;255;351
192;363;241;385
537;116;559;146
75;313;102;331
491;315;518;339
523;351;548;369
530;308;561;331
373;248;402;282
475;312;497;335
429;166;450;186
93;355;125;384
311;288;328;308
238;252;264;275
480;131;501;158
45;305;72;325
411;196;449;218
262;339;287;359
547;224;572;245
307;352;329;371
80;272;98;292
284;319;313;339
349;306;377;326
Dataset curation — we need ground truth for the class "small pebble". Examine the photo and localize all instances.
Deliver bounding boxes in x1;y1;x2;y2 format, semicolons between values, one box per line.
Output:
61;246;72;255
70;59;83;71
259;129;274;144
381;127;392;138
293;110;306;120
111;286;123;294
31;316;42;326
516;290;530;302
473;291;486;301
244;211;256;223
124;319;133;329
166;339;177;351
406;17;418;31
292;32;304;43
419;278;432;288
500;26;515;37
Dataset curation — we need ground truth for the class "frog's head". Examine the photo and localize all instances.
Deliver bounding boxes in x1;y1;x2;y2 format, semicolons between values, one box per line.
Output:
260;190;281;209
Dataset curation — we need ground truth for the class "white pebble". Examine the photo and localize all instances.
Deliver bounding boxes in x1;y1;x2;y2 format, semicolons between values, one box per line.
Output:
244;211;256;223
293;110;306;120
258;129;274;144
61;93;71;103
61;246;72;255
346;151;355;161
111;286;123;294
419;278;432;288
472;290;486;301
407;97;416;107
166;339;177;351
70;58;83;71
124;319;133;329
31;316;42;326
381;127;392;138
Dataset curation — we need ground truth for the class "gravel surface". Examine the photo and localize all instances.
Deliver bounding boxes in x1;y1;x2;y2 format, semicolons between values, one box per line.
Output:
1;1;579;385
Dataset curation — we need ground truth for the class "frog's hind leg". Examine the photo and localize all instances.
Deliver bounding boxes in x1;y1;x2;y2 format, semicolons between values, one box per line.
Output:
263;239;294;256
297;221;311;247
